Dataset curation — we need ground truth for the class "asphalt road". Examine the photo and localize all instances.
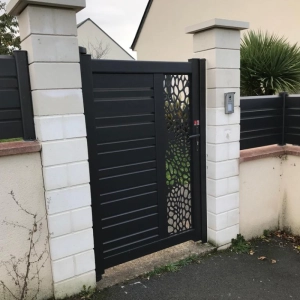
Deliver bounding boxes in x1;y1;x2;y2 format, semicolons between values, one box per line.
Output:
98;237;300;300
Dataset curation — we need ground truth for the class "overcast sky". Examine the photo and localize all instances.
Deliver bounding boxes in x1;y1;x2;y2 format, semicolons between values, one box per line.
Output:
3;0;148;58
76;0;148;58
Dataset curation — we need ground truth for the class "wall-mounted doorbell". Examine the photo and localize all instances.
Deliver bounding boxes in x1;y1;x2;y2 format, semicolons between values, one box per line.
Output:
224;92;235;114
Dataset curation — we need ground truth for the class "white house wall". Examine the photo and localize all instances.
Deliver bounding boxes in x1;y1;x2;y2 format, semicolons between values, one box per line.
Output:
0;153;53;300
77;20;133;60
134;0;300;61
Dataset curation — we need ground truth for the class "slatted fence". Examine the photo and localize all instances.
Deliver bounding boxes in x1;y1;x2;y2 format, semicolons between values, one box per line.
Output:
0;51;35;140
240;93;300;150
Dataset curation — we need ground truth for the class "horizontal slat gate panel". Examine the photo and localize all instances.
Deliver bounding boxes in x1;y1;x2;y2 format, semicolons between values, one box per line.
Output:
103;228;159;255
94;99;155;117
93;74;154;89
100;183;157;203
102;205;158;228
102;213;158;243
91;60;193;74
92;72;161;259
98;146;156;169
101;191;158;218
99;169;157;194
98;137;155;153
96;123;155;144
99;161;156;178
95;114;155;127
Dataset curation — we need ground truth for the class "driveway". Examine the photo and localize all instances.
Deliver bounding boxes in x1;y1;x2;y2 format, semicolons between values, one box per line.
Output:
96;234;300;300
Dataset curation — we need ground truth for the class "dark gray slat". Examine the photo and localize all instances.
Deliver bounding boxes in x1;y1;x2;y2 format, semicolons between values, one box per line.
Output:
286;108;300;116
285;127;300;135
0;78;18;89
93;89;154;99
100;183;157;203
96;123;155;144
0;90;20;109
14;51;35;140
98;146;156;169
240;135;281;150
98;137;155;153
103;234;159;258
285;116;300;127
93;73;154;89
0;120;23;139
0;109;21;121
102;227;158;253
241;116;282;132
286;97;300;108
286;134;300;146
91;60;192;74
99;160;156;178
93;98;155;118
95;114;155;127
0;56;17;77
102;205;158;228
102;213;158;243
99;169;157;194
101;191;158;217
240;97;282;109
241;127;282;139
241;108;282;118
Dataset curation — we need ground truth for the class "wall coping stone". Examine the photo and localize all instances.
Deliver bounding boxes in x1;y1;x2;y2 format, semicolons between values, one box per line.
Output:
0;141;41;157
185;18;249;34
6;0;86;15
240;145;300;163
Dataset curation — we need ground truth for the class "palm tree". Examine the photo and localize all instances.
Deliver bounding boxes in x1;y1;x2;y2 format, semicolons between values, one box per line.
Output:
240;31;300;96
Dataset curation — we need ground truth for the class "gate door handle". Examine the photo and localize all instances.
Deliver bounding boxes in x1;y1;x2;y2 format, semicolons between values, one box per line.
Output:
189;134;200;139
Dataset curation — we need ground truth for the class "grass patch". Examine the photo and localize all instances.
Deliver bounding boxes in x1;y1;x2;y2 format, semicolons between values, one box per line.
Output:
145;254;200;278
231;234;252;254
0;138;23;143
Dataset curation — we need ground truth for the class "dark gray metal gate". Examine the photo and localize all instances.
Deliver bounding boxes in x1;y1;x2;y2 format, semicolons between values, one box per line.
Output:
80;49;207;280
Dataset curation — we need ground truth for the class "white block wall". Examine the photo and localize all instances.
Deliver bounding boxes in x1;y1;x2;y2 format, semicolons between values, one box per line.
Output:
16;4;96;298
190;22;248;246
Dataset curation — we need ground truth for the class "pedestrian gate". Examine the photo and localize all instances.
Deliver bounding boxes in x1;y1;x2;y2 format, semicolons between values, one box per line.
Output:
80;49;207;280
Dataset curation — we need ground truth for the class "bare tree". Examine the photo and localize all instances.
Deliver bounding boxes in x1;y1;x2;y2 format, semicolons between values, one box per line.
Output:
86;39;110;59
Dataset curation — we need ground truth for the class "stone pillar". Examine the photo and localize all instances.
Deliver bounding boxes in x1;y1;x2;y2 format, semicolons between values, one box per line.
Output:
6;1;96;298
186;19;249;247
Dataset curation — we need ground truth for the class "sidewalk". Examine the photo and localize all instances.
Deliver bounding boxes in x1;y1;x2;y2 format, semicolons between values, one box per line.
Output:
95;235;300;300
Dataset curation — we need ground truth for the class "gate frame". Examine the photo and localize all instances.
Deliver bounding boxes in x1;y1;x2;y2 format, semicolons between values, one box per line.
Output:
79;47;207;280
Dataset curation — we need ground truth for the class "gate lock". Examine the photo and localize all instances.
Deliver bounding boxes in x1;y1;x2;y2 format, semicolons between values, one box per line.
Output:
190;120;200;151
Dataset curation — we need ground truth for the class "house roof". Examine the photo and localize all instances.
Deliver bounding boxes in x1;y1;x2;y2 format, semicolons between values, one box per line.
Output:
130;0;153;50
77;18;135;60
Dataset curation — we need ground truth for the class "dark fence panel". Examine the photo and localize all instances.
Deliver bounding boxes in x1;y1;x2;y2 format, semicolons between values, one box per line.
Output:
240;95;283;150
241;93;300;150
285;95;300;145
0;51;35;140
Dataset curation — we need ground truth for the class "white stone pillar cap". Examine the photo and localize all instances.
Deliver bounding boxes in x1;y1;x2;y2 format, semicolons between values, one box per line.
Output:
186;18;249;34
6;0;86;15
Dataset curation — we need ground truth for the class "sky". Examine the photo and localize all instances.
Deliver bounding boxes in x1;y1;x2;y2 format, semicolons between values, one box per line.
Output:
3;0;149;58
77;0;149;58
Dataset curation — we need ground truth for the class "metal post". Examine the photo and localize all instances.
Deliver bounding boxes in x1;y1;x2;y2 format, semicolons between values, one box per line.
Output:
279;92;288;146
